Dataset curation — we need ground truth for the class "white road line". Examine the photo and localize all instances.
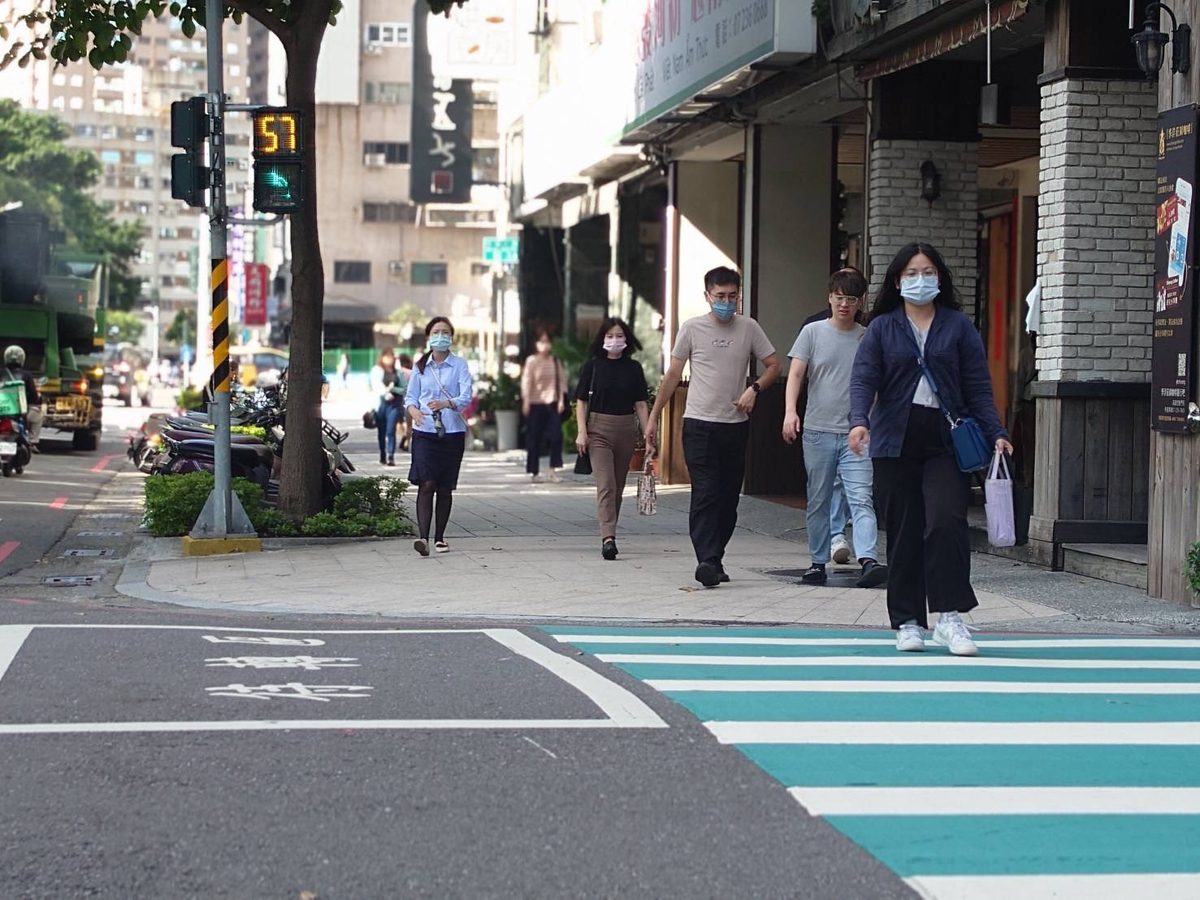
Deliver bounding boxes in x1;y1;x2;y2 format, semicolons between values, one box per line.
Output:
646;679;1200;694
21;624;483;634
0;719;637;735
704;721;1200;745
788;786;1200;816
904;874;1200;900
556;635;1200;649
482;629;666;729
598;653;1200;670
0;625;32;687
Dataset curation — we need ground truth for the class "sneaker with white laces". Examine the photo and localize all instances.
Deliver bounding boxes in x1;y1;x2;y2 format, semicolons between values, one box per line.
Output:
933;617;979;657
831;534;852;565
895;623;925;652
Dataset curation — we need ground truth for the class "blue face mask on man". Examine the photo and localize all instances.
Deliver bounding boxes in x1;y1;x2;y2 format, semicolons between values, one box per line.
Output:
900;273;940;306
428;334;453;352
710;300;737;322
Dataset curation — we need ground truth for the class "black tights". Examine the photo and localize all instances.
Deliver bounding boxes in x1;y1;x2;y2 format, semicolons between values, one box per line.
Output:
416;480;453;542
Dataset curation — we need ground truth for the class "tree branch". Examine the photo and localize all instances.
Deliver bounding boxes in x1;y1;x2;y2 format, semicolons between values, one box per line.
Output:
224;0;288;39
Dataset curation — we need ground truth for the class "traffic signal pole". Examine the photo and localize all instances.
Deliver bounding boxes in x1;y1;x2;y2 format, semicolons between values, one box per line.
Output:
191;1;254;540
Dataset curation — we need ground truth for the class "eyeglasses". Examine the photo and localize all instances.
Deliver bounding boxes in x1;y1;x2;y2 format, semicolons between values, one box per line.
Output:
830;295;862;307
901;268;938;279
706;291;740;302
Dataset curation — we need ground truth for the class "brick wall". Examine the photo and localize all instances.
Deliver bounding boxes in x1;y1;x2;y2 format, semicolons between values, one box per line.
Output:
1037;78;1157;382
867;140;978;315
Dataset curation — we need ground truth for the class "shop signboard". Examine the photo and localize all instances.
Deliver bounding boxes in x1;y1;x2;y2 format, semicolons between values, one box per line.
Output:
412;2;474;204
1152;104;1199;432
243;263;269;327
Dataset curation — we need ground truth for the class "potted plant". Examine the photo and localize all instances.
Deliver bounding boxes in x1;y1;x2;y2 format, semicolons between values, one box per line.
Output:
486;373;521;452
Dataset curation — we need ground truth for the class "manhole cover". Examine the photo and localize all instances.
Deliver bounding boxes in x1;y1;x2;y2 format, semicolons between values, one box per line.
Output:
75;531;124;538
41;574;102;586
60;549;117;558
766;568;876;588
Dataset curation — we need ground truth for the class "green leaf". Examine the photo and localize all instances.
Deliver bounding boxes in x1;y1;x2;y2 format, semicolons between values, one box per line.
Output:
181;17;195;38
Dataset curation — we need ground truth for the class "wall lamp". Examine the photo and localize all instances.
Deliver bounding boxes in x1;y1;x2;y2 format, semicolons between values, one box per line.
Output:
1133;2;1191;79
920;160;942;205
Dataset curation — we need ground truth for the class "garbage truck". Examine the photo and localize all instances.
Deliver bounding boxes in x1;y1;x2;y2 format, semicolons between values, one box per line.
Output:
0;209;103;450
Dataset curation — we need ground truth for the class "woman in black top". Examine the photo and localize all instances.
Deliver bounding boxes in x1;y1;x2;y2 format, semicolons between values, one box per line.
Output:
575;317;651;560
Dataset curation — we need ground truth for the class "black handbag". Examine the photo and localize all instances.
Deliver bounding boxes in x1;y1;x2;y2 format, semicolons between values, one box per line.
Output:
363;409;377;430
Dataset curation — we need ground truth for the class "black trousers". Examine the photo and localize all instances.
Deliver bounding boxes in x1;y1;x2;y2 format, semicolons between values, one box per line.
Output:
682;418;749;566
525;403;563;474
873;406;978;630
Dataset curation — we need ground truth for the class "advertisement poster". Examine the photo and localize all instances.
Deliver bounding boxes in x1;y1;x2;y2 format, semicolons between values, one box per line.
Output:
1152;105;1199;431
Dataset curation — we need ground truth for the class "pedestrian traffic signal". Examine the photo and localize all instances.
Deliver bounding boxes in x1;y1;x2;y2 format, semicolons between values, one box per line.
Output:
170;96;210;208
252;108;304;213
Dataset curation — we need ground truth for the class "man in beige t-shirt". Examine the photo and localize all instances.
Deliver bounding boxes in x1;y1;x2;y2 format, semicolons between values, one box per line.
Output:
646;265;781;587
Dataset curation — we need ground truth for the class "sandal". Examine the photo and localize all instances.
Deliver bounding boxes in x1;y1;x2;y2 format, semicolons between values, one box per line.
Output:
434;541;449;553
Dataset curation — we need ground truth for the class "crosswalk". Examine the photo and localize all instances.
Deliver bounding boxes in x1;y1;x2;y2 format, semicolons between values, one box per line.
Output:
547;626;1200;898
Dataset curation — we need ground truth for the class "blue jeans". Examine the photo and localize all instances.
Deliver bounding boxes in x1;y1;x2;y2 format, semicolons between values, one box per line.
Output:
377;401;402;457
830;475;850;541
802;429;878;564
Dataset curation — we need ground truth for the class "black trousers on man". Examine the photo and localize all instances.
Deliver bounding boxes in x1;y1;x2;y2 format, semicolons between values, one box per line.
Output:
682;417;750;567
525;402;563;475
872;406;978;629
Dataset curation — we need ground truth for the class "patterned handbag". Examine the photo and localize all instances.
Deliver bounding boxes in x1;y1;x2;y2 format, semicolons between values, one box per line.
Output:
636;456;657;516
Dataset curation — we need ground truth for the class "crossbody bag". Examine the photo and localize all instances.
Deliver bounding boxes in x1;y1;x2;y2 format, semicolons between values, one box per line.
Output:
904;322;991;473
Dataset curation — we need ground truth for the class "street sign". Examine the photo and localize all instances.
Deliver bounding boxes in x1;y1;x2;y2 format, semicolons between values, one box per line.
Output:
243;262;269;326
482;236;519;265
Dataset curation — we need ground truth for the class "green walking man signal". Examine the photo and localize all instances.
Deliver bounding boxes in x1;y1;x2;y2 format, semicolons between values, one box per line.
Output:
170;96;209;208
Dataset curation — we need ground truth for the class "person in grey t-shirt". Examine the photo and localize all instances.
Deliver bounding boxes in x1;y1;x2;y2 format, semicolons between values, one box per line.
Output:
783;268;887;589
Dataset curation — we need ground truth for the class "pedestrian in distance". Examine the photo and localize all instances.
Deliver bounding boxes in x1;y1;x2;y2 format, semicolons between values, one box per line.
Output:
337;352;350;388
520;327;567;483
370;349;404;466
405;317;474;557
397;353;414;452
849;242;1013;656
646;265;781;588
796;277;867;565
575;317;651;561
783;267;888;590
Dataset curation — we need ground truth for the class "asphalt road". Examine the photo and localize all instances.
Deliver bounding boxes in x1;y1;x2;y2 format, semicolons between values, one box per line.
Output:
0;604;913;899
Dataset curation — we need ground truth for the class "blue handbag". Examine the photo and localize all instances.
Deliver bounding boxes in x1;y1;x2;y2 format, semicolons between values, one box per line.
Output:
906;324;992;473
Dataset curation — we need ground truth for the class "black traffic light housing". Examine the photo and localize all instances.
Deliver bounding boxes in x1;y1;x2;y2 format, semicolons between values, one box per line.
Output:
170;96;210;208
252;107;305;214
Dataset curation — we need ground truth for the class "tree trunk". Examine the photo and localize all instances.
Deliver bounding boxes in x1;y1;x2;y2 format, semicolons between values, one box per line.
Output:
278;22;329;520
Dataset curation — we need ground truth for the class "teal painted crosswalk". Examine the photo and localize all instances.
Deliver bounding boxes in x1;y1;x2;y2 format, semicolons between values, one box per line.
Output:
546;626;1200;897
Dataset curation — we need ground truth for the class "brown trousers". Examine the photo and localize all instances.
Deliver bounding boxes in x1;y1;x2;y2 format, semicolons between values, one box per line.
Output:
587;412;637;540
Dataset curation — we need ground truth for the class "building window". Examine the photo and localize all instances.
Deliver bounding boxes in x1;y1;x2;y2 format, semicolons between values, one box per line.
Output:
362;141;409;165
365;22;412;47
470;262;491;277
362;202;417;223
134;151;154;166
364;81;412;105
473;147;500;185
334;260;371;284
411;262;447;286
100;149;121;165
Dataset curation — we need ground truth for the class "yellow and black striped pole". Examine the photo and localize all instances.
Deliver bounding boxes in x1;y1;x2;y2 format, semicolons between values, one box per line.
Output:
210;259;230;394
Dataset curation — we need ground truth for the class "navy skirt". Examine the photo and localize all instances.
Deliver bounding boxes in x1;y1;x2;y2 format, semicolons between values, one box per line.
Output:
408;431;466;490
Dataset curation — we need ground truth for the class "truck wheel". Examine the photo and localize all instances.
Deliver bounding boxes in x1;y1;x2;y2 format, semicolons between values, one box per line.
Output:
73;430;99;451
1;464;10;477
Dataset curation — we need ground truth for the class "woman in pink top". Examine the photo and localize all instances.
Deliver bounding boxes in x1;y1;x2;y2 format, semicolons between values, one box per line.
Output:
520;327;567;483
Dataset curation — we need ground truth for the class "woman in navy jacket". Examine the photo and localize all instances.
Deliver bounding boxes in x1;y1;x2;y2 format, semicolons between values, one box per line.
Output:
849;243;1012;657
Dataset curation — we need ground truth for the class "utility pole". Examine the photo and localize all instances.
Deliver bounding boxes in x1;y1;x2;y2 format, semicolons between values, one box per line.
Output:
191;2;255;539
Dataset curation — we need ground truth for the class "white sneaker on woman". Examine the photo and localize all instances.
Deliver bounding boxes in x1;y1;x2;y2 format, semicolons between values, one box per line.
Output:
933;616;978;657
895;623;925;652
546;469;563;483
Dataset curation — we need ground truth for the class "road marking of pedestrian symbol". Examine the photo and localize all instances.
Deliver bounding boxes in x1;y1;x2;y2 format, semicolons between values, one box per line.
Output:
205;656;359;670
202;635;326;646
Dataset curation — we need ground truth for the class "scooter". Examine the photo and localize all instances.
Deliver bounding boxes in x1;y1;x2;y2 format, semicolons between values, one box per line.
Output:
0;414;30;477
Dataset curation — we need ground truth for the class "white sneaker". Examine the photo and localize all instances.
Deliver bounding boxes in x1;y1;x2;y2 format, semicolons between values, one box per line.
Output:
933;617;978;657
831;535;852;564
546;469;563;483
896;623;925;652
530;474;543;484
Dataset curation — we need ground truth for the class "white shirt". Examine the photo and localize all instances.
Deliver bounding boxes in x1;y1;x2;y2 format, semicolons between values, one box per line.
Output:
908;319;939;409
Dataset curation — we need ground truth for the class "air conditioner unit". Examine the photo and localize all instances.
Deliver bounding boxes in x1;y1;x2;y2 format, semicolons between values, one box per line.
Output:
388;260;405;276
364;43;384;56
363;153;387;168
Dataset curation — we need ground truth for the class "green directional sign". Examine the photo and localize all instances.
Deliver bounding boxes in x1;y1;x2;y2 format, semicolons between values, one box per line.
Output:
482;236;519;265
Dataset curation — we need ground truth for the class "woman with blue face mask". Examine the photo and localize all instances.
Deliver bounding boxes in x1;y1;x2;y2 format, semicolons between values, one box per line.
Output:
849;243;1013;657
404;317;474;556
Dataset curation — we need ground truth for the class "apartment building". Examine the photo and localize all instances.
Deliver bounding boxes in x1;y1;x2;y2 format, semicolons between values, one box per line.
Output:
0;16;253;320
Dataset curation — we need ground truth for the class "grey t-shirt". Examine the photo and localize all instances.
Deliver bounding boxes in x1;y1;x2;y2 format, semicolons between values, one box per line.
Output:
673;314;776;424
788;319;866;433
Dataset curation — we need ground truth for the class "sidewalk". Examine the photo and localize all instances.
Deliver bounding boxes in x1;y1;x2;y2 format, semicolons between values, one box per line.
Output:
118;444;1200;632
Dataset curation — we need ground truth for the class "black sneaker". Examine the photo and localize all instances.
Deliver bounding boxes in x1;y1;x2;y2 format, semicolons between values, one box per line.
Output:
380;453;387;465
717;566;730;583
695;561;721;588
856;560;889;589
413;539;429;557
800;563;827;585
601;539;618;561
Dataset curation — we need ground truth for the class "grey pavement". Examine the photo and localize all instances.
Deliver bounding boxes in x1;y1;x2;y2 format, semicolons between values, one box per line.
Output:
92;413;1200;633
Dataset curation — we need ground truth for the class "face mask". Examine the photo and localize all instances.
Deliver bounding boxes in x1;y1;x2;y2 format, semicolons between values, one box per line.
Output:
536;341;551;353
603;337;626;354
428;334;452;352
900;274;940;306
711;301;737;322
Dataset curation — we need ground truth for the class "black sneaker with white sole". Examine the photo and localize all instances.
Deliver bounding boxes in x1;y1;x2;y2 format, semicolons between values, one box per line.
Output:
800;563;827;585
694;561;721;588
856;560;889;589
